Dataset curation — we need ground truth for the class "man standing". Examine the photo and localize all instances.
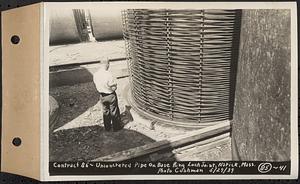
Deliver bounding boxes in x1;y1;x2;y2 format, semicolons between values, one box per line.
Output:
93;59;122;132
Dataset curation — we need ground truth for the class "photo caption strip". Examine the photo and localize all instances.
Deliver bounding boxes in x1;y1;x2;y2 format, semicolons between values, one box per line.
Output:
49;161;290;175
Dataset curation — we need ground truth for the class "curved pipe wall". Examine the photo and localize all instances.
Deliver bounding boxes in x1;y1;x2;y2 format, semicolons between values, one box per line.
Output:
123;9;241;124
231;9;290;161
50;10;81;45
50;9;124;45
89;9;123;41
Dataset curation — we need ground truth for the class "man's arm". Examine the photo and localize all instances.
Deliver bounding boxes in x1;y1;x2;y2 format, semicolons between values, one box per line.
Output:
107;75;117;92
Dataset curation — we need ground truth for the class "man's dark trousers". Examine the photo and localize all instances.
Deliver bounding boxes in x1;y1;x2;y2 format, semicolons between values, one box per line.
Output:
100;91;121;131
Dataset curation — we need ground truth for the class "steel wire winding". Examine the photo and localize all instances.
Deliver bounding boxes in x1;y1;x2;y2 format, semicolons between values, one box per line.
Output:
122;9;240;124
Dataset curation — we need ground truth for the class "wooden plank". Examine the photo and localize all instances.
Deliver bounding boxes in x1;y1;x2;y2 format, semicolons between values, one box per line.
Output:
92;140;170;162
168;121;230;147
148;134;230;161
92;121;230;161
174;132;230;153
49;57;127;71
173;137;231;161
49;64;128;88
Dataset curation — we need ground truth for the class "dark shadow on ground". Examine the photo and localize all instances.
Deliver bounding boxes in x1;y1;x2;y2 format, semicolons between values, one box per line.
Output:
50;67;94;88
49;125;156;162
49;82;133;133
120;105;134;127
49;80;99;131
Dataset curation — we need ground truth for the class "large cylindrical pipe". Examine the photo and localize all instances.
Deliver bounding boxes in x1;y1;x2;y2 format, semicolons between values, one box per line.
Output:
90;9;123;41
231;9;291;161
123;9;241;125
50;10;81;45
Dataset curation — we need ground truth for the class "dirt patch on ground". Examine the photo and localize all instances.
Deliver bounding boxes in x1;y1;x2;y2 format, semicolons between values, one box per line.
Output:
50;126;155;162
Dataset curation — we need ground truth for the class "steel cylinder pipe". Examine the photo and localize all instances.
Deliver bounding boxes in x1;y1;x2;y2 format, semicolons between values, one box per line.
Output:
122;9;241;125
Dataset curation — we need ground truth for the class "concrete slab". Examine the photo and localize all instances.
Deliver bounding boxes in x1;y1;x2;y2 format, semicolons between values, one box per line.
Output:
49;40;126;66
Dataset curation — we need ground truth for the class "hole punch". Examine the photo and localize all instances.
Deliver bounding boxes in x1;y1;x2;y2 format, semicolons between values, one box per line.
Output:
11;35;20;44
12;137;22;147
